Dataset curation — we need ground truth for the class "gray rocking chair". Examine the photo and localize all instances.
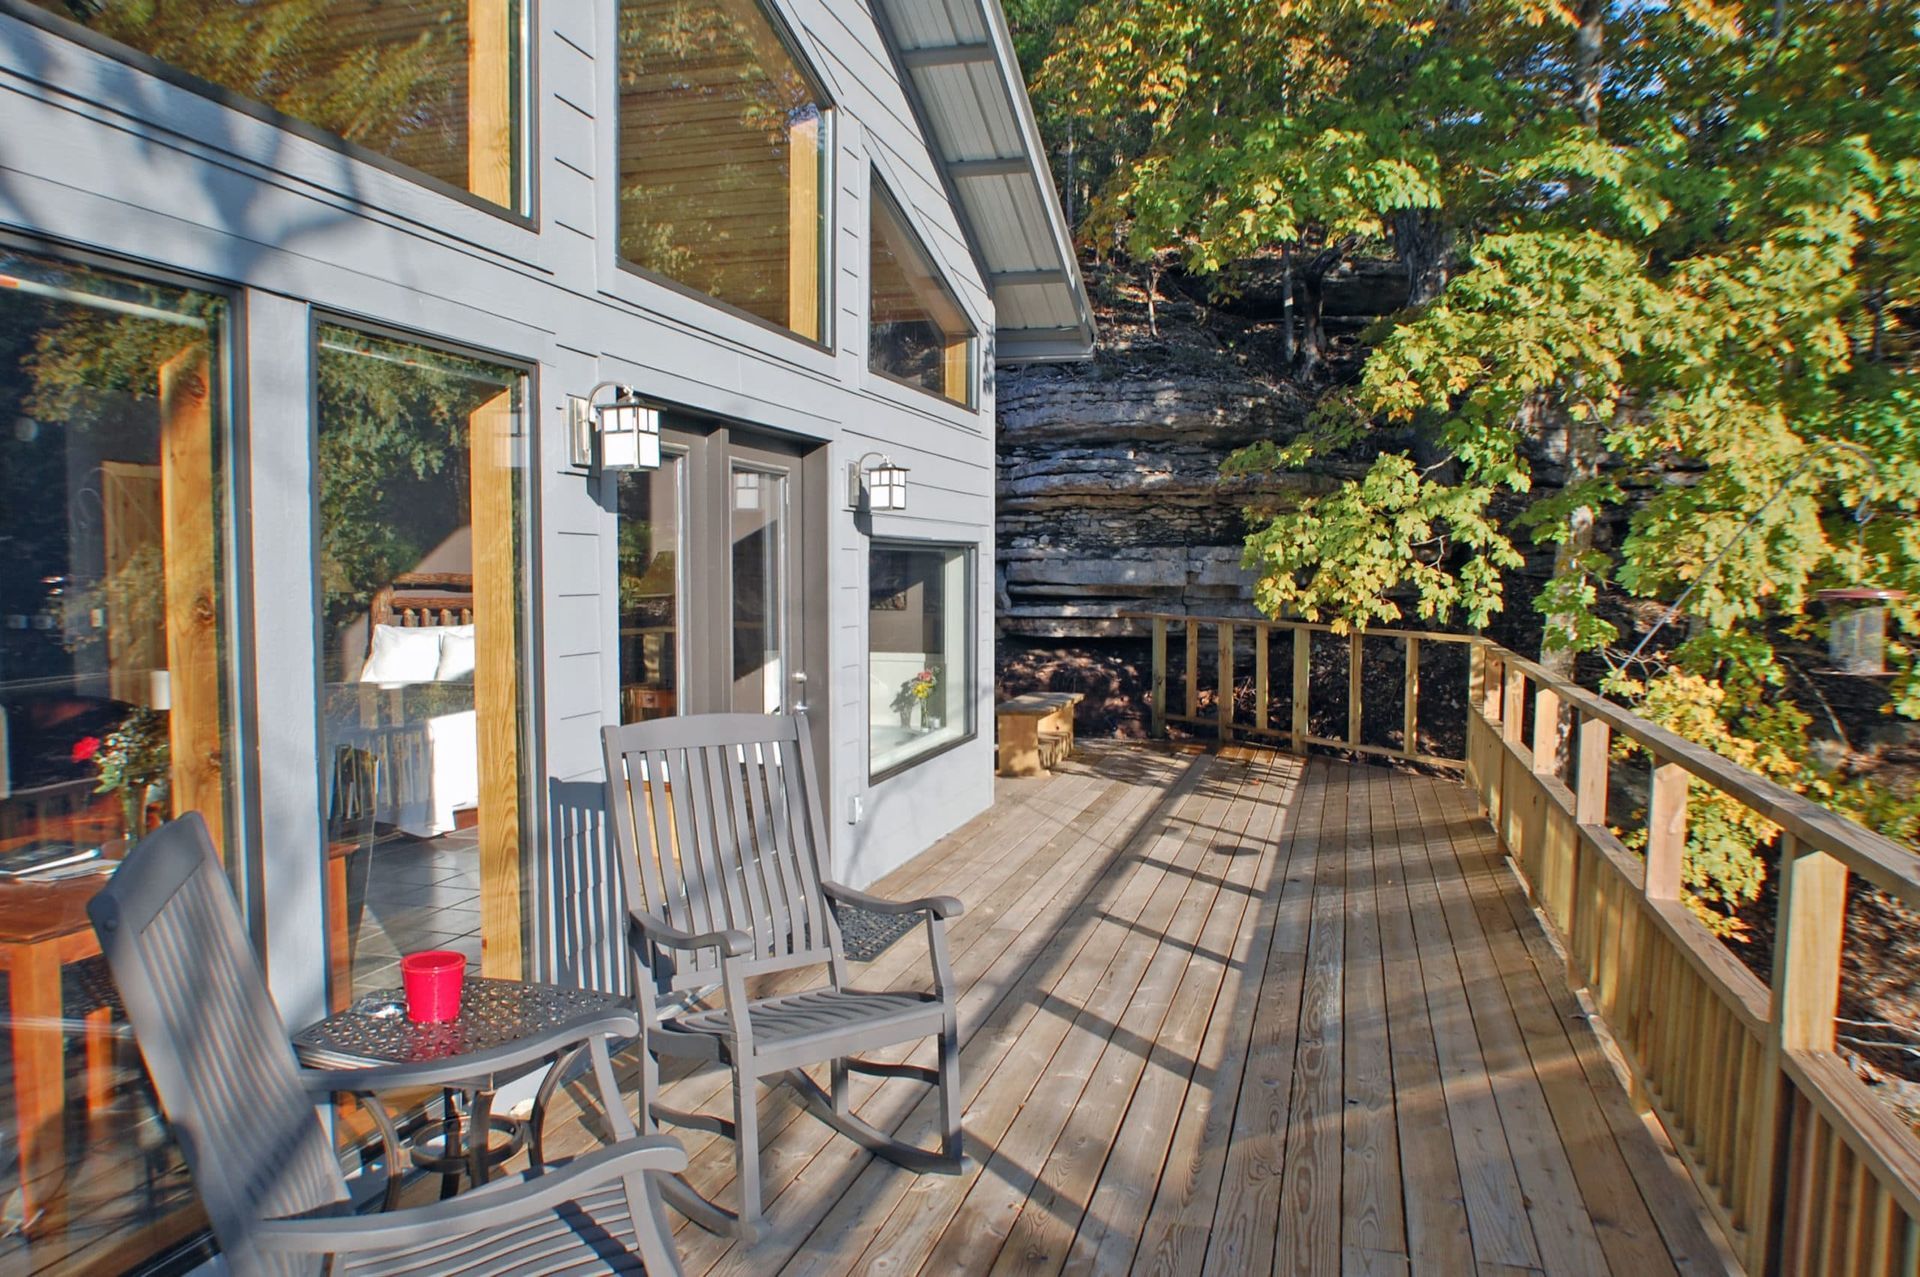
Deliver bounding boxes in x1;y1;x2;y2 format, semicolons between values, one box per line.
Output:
601;713;964;1240
87;813;687;1276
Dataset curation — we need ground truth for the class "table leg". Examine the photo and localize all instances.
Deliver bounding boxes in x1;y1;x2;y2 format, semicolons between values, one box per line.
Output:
469;1088;495;1189
440;1089;463;1200
11;942;68;1237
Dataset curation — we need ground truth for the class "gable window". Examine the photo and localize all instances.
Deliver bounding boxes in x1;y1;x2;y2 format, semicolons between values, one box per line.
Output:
13;0;529;215
617;0;830;343
868;184;974;407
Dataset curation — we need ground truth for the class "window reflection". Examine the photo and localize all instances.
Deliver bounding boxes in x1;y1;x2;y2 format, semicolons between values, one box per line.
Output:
870;185;975;406
869;543;971;775
23;0;527;212
618;456;682;723
315;326;528;1007
618;0;829;340
0;248;230;1270
732;466;788;713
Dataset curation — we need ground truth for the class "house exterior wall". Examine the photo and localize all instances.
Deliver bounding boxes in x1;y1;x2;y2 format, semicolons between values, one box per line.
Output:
0;0;999;1030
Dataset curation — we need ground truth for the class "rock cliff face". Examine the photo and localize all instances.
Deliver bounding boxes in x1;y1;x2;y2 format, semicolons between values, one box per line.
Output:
994;260;1406;732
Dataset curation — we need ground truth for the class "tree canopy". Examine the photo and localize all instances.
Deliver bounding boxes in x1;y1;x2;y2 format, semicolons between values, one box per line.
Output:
1032;0;1920;933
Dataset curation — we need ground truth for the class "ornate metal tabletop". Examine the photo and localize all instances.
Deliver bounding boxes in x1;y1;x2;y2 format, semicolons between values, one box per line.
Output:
293;977;629;1074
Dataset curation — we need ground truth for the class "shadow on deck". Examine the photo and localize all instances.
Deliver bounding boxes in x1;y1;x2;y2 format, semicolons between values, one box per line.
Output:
543;742;1737;1276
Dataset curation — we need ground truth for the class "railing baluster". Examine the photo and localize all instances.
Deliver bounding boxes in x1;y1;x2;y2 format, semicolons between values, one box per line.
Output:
1502;665;1527;745
1645;757;1689;901
1348;631;1364;748
1218;622;1234;743
1150;617;1167;739
1291;626;1310;755
1403;636;1420;757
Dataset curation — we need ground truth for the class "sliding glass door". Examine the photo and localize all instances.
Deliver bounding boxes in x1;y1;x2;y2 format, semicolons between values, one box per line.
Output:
313;325;531;1006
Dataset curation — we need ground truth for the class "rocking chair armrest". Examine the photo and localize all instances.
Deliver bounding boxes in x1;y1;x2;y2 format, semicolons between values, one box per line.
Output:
295;1012;641;1095
822;880;964;921
630;907;753;958
251;1136;689;1254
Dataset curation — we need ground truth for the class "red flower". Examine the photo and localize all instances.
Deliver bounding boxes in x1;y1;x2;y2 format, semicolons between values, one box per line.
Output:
71;736;102;763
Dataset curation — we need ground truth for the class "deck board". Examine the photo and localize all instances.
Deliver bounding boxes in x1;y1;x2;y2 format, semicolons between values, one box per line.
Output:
531;744;1735;1276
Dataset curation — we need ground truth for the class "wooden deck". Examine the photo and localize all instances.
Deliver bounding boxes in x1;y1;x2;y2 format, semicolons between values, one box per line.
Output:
542;743;1736;1275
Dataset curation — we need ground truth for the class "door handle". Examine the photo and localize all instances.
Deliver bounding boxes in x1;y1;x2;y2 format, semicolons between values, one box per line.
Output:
791;670;809;713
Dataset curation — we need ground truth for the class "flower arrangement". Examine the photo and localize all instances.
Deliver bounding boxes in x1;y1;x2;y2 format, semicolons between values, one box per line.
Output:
892;668;940;729
73;707;171;842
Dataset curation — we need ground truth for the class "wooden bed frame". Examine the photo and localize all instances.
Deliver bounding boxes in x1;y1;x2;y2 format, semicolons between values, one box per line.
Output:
368;571;475;643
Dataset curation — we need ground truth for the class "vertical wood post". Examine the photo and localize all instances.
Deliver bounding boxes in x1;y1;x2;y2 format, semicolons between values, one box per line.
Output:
468;0;515;206
1482;649;1503;722
159;347;224;854
789;116;823;341
471;390;524;978
1402;637;1420;756
1347;631;1364;748
1217;623;1234;742
1150;618;1167;739
1531;686;1562;774
1290;626;1310;754
1185;620;1200;723
1576;715;1611;825
1502;666;1527;745
1747;833;1850;1272
1254;625;1270;734
1644;757;1689;902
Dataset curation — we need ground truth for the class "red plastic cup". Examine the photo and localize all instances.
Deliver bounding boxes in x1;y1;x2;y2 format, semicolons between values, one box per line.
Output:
400;950;467;1023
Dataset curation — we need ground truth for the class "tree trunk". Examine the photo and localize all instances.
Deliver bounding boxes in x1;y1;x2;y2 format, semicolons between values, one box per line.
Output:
1392;208;1451;307
1293;264;1326;378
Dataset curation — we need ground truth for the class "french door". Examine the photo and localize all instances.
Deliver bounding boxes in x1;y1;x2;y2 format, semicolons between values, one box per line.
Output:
616;421;814;721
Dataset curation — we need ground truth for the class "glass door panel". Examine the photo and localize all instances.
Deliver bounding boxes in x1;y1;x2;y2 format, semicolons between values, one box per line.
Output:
314;325;529;1004
617;454;682;723
730;465;789;714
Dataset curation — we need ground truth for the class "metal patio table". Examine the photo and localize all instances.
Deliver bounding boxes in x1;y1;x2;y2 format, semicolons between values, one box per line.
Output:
294;976;633;1202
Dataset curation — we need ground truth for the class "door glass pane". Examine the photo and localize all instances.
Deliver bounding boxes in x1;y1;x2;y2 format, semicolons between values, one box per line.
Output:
315;325;528;1006
869;543;971;775
21;0;529;213
0;248;232;1269
618;455;682;723
731;467;787;713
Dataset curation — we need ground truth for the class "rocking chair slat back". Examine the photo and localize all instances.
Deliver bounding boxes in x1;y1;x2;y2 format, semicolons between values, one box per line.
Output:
604;714;837;993
87;814;346;1272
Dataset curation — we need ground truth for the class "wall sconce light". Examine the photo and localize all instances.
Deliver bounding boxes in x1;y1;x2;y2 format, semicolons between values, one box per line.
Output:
569;382;661;472
847;451;909;512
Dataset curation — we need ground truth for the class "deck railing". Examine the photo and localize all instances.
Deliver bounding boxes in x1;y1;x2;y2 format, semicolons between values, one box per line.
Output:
1133;611;1920;1273
1124;612;1479;766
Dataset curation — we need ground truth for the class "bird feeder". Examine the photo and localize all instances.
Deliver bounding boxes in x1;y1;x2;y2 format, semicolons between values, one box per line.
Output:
1817;588;1907;676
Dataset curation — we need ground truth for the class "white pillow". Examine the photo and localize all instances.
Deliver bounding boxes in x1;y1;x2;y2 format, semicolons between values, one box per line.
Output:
434;630;477;682
360;624;445;687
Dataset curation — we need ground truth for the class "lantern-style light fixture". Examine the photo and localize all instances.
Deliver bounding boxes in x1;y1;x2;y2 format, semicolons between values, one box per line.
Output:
1818;588;1907;676
569;382;661;473
847;451;909;512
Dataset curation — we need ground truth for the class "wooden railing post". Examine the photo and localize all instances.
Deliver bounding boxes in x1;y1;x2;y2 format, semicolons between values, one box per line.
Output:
1218;622;1234;743
1254;624;1270;734
1502;665;1527;745
1150;618;1167;739
1290;626;1310;755
1348;631;1364;748
1531;686;1561;775
1185;620;1199;725
1576;715;1611;825
1747;833;1849;1271
1403;636;1420;756
1645;758;1689;901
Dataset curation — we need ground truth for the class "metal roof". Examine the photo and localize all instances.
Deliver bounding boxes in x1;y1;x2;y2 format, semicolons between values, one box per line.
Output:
870;0;1098;363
